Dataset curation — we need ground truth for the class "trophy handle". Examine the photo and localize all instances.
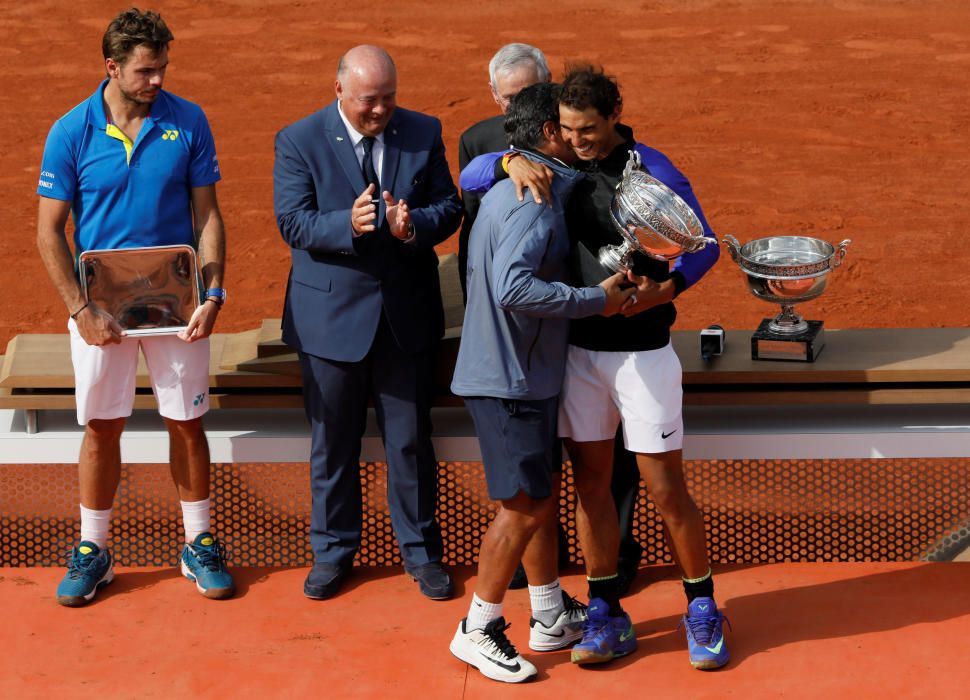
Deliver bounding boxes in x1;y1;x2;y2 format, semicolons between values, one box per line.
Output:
621;150;642;181
722;234;742;263
832;239;851;268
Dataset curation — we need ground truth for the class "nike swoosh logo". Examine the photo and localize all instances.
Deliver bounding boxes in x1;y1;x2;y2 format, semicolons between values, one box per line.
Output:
540;629;565;638
619;627;635;643
480;652;520;673
661;430;677;439
704;638;724;654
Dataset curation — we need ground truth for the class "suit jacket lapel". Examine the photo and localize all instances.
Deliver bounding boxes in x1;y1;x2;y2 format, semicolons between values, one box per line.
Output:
323;102;367;193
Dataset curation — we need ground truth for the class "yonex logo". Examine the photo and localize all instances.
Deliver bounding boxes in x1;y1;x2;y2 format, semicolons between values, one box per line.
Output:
161;130;180;140
193;392;206;406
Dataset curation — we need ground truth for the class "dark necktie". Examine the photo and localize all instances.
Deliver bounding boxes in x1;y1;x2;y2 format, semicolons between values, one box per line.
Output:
361;136;380;192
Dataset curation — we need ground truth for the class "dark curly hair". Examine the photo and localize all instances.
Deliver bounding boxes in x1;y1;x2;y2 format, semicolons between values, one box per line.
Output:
559;64;622;119
504;82;562;150
102;8;173;64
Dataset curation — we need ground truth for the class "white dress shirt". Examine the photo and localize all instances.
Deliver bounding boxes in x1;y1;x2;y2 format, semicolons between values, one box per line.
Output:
337;101;384;185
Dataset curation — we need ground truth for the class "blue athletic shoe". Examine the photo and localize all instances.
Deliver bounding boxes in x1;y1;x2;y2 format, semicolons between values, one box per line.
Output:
56;541;114;607
180;532;235;600
682;597;731;669
570;597;637;665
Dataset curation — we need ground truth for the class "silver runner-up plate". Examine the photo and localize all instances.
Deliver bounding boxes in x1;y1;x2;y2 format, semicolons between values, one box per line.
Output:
78;245;200;336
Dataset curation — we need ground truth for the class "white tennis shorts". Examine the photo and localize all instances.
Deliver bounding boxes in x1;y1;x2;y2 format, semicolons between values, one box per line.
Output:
68;318;211;426
558;342;683;453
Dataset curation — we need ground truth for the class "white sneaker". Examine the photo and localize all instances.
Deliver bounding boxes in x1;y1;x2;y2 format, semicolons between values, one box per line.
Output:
529;591;588;651
450;617;538;683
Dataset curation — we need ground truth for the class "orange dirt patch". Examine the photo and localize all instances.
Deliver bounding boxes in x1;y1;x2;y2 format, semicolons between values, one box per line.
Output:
3;0;969;348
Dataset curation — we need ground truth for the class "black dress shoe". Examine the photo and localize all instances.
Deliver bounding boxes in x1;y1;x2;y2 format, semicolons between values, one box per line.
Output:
304;562;350;600
405;562;453;600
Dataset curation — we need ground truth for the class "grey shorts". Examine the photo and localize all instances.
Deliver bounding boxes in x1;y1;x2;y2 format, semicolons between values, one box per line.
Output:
464;395;562;501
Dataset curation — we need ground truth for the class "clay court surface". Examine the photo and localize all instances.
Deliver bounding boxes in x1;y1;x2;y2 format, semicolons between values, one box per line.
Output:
3;0;970;697
3;0;970;345
4;562;970;697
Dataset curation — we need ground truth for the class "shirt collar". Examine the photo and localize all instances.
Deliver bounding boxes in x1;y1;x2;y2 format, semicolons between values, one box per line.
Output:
86;78;170;130
337;101;384;147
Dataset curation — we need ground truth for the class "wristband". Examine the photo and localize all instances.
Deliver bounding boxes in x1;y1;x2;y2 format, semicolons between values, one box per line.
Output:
70;301;90;320
501;151;521;173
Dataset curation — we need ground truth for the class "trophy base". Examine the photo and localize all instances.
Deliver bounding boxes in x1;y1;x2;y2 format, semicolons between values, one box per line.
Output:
751;319;825;362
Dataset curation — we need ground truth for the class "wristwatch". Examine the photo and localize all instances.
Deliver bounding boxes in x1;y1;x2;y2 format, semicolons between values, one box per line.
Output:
204;288;227;307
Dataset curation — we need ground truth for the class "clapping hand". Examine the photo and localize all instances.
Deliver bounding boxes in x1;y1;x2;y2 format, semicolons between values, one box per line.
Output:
351;184;379;236
383;191;412;240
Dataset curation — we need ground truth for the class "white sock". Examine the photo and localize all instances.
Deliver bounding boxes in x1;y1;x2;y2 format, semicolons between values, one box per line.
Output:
180;498;211;543
467;593;503;631
79;504;111;548
529;578;564;627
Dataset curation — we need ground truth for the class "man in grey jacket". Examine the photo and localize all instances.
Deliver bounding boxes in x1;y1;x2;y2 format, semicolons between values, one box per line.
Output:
448;83;632;683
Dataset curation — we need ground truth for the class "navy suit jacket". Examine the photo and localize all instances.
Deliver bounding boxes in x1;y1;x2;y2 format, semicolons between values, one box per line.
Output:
274;101;462;362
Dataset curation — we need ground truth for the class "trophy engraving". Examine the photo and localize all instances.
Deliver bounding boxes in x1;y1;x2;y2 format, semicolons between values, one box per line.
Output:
722;235;851;361
600;151;716;272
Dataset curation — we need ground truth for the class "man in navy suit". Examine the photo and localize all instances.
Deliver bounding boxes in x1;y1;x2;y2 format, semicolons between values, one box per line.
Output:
273;45;462;601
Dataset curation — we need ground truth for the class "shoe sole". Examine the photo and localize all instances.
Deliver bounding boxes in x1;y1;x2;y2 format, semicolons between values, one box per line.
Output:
571;643;637;665
180;560;235;600
691;655;729;670
449;639;537;683
57;567;114;608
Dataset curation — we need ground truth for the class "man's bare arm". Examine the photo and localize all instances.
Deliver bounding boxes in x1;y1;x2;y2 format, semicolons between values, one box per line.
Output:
179;184;225;342
37;196;123;345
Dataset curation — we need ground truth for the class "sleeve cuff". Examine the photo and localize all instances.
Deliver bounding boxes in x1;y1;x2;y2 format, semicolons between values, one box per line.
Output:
670;271;687;298
493;157;508;182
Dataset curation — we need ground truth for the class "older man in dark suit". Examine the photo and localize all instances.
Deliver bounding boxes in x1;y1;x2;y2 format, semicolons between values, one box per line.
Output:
457;43;551;303
273;45;462;601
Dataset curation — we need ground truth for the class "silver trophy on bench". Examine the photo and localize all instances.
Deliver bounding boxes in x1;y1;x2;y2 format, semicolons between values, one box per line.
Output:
722;235;851;361
600;151;716;271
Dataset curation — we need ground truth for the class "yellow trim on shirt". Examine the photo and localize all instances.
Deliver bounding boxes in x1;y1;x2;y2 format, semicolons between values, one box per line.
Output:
105;123;134;165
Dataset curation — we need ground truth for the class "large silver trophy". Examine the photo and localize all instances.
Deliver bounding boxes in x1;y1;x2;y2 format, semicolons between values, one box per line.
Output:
722;235;850;361
601;151;716;270
78;244;201;336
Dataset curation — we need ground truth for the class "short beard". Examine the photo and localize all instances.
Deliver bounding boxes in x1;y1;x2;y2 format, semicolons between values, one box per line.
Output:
119;86;159;106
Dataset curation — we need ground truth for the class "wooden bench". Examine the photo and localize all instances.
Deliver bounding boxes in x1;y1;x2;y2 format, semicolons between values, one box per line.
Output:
6;324;970;462
7;253;970;459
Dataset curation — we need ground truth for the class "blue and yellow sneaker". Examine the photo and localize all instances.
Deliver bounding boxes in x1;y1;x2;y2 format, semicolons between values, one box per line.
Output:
56;541;114;607
570;597;637;665
180;532;235;600
682;597;731;669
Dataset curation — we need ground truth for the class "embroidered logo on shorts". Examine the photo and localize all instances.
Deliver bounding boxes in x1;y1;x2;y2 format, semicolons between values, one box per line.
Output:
193;392;207;406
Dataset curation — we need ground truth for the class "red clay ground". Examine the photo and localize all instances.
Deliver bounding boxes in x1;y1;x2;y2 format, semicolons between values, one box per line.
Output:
3;0;970;347
4;562;970;698
4;2;970;697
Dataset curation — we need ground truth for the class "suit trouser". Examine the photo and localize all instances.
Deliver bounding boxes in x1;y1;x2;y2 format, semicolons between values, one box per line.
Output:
298;316;443;568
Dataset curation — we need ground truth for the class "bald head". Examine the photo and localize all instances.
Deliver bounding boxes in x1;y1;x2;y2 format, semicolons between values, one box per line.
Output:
335;45;398;137
337;45;396;82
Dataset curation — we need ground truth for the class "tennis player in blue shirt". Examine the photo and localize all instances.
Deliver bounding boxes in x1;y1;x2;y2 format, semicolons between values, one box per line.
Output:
36;9;233;606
